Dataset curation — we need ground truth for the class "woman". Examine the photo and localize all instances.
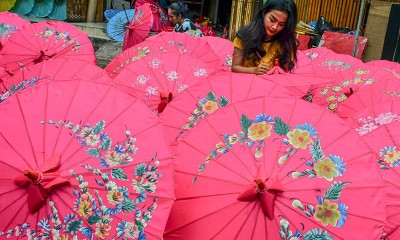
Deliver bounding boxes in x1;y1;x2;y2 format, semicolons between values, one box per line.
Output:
168;2;204;37
231;0;298;75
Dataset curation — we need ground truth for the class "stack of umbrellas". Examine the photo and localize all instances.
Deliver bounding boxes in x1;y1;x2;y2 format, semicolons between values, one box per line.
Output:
1;12;400;238
10;0;67;20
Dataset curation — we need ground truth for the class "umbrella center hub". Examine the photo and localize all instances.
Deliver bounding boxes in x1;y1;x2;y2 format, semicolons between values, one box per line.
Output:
23;169;43;184
255;179;268;193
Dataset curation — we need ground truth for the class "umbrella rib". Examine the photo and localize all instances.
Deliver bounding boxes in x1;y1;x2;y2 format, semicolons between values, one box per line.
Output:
176;192;239;202
164;201;243;235
0;191;30;231
175;169;246;189
0;132;35;169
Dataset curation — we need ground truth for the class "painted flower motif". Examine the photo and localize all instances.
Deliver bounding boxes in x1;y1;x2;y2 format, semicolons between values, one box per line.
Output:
107;189;125;205
146;86;158;96
341;79;351;86
44;29;54;38
355;69;368;75
314;199;341;227
201;100;218;114
94;222;111;239
136;75;149;86
337;93;347;102
228;134;239;144
328;103;337;111
86;133;100;147
77;194;93;218
326;95;336;102
106;151;122;166
314;157;338;181
287;128;312;149
247;122;272;141
383;148;400;164
365;79;375;85
166;71;179;81
177;83;188;93
375;112;400;125
124;222;139;238
320;87;329;96
193;67;208;77
332;86;342;92
353;77;362;84
149;58;161;68
225;55;232;67
216;141;226;153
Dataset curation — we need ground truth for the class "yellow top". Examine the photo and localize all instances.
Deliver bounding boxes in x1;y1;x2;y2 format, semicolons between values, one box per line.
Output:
232;36;282;68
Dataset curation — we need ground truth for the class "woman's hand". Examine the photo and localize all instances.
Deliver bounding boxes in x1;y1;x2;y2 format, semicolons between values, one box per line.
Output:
254;63;270;75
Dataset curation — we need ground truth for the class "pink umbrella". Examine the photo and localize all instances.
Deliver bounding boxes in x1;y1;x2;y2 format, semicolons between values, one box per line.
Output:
365;59;400;79
107;31;221;78
0;77;175;239
0;11;30;50
113;51;216;114
160;71;295;146
134;0;168;32
122;3;153;51
164;95;386;239
336;78;400;119
0;20;96;77
310;65;395;112
297;47;365;78
347;100;400;239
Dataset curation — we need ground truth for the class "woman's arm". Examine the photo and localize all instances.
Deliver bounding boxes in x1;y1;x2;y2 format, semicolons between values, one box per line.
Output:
231;47;270;74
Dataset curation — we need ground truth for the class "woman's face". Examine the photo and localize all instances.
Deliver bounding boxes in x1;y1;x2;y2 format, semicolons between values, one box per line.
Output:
168;9;181;26
263;9;288;38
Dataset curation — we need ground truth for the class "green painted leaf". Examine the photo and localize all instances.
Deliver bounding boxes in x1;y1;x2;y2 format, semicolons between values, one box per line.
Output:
99;138;111;150
86;148;101;158
324;181;348;200
206;91;217;101
274;117;290;135
218;96;229;107
134;163;146;176
310;138;324;161
303;228;333;240
92;120;105;134
87;215;101;225
122;200;136;213
240;114;252;134
65;220;83;234
111;168;128;180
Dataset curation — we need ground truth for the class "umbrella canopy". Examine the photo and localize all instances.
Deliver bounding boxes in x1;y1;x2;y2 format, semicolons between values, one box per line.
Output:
365;59;400;79
310;66;395;112
160;71;295;147
297;47;365;79
134;0;168;32
122;3;153;51
48;0;67;20
104;8;121;21
164;95;386;239
202;36;234;70
107;31;221;78
29;0;54;17
336;78;400;119
1;58;108;103
107;9;135;42
0;20;96;77
0;11;30;50
113;51;216;114
10;0;35;15
0;0;16;12
0;77;175;239
347;100;400;239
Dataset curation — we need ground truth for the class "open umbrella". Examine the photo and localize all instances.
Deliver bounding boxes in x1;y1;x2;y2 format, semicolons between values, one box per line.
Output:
297;47;365;78
347;100;400;239
122;3;153;51
365;59;400;79
164;95;386;239
0;0;16;12
310;65;395;112
0;77;175;239
48;0;67;20
134;0;168;32
1;58;109;104
107;31;221;78
202;36;234;70
0;11;30;50
0;20;96;77
336;78;400;119
160;71;295;147
29;0;54;17
113;51;216;114
107;9;135;41
10;0;35;15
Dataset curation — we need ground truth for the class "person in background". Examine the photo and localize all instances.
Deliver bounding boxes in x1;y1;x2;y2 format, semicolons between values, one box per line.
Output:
231;0;298;75
168;2;204;37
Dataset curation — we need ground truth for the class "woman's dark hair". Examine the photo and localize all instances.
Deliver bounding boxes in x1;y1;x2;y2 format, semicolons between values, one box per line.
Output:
168;2;189;18
236;0;298;71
